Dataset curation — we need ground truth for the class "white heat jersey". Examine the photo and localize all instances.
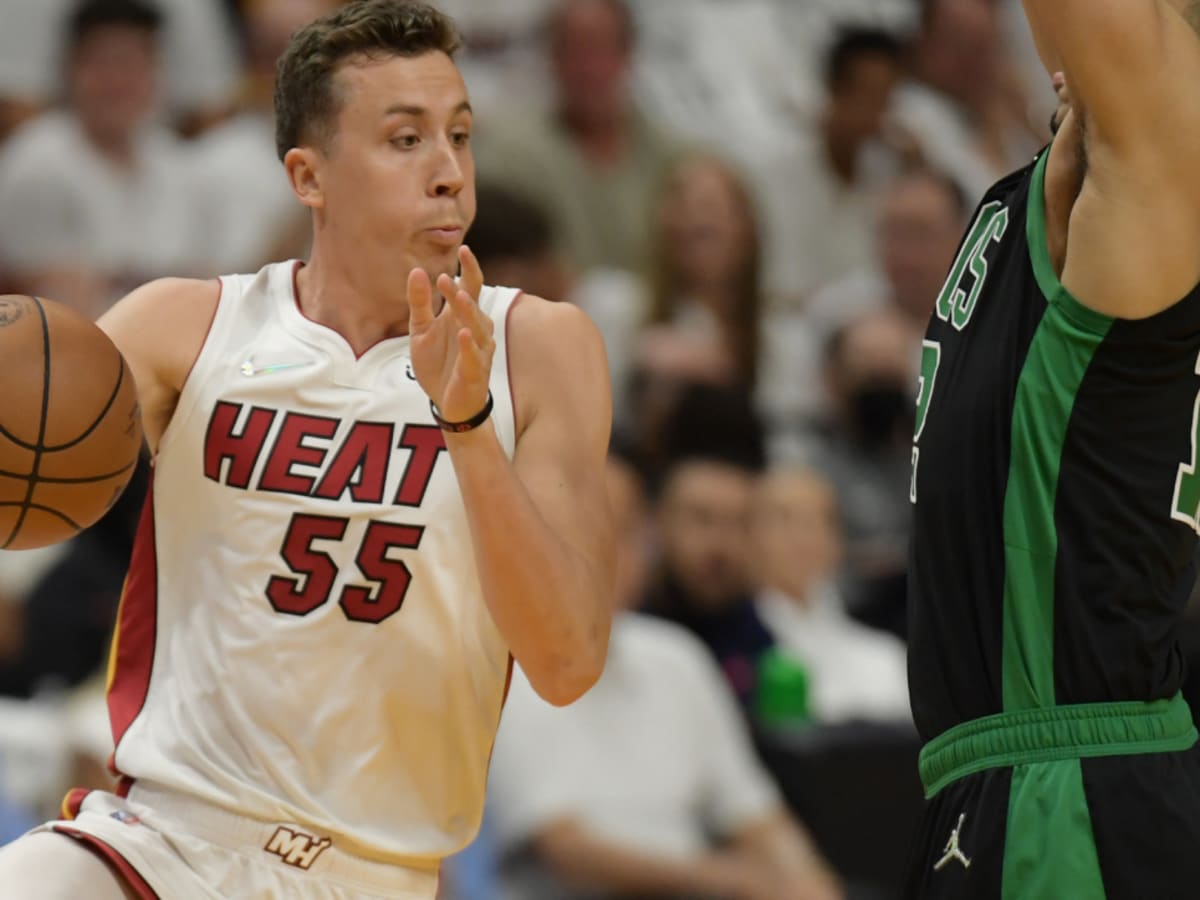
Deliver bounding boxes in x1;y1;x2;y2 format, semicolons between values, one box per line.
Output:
106;261;519;866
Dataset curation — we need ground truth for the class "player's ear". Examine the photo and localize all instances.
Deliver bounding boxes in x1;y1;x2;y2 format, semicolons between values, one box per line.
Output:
285;146;324;210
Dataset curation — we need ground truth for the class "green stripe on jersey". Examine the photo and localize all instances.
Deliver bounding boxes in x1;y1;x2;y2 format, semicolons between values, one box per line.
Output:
1002;759;1107;899
1002;149;1115;711
999;145;1117;900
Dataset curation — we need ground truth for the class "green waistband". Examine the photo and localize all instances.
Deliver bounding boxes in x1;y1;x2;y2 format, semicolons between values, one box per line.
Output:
919;694;1198;798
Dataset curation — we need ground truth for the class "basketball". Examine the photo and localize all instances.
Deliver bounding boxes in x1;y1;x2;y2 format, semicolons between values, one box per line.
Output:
0;295;143;550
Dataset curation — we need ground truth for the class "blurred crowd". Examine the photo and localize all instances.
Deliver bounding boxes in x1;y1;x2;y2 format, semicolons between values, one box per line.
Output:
0;0;1168;898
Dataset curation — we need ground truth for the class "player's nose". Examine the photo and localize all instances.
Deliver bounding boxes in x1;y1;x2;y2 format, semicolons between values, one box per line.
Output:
430;139;465;198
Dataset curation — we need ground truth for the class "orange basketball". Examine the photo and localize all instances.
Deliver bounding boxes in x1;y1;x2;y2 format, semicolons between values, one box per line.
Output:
0;295;143;550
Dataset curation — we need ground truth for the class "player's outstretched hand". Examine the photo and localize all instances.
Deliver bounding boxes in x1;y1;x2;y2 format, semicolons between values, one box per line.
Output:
407;245;495;423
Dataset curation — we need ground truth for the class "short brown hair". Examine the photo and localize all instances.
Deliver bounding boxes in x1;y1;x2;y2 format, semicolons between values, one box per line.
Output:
274;0;462;162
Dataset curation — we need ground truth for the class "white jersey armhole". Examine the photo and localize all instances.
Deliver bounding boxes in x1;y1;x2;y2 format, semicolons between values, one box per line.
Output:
485;286;523;458
156;272;241;458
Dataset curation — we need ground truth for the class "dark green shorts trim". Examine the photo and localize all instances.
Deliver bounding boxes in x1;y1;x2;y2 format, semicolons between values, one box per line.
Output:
919;694;1197;798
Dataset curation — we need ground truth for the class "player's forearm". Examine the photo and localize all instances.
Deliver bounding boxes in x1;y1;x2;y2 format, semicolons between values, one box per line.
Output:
445;423;609;707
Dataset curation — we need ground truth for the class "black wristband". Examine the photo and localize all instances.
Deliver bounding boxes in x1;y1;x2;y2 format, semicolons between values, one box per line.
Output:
430;391;494;433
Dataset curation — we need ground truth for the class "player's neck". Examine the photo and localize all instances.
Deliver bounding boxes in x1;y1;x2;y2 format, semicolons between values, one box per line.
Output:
295;252;421;355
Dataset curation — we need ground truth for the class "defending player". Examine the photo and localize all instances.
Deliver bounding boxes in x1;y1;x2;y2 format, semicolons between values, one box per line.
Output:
906;0;1200;897
0;3;614;898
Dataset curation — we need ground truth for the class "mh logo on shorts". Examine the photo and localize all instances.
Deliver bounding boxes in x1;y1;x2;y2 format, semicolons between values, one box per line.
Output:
264;826;333;870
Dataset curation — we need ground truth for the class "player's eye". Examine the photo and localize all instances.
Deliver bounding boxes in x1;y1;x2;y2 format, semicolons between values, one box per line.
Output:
450;130;471;148
390;134;419;149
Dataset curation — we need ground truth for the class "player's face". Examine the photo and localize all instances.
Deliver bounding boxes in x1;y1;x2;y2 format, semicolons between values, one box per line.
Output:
316;52;476;283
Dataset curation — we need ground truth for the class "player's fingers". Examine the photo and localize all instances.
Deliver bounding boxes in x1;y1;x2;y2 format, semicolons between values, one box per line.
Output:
408;269;435;331
456;328;487;383
458;244;484;300
449;287;494;347
436;273;459;317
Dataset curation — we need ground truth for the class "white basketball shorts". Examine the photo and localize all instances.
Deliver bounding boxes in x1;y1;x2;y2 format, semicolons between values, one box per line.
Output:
32;782;440;900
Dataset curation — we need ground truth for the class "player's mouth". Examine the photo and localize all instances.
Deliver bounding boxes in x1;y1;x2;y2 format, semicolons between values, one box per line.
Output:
425;225;464;245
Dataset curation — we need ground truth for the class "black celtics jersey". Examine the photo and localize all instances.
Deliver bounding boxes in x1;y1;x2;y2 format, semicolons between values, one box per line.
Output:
908;147;1200;742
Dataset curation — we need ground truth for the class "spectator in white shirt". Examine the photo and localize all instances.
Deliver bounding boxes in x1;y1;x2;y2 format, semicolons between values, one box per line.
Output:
188;0;339;275
892;0;1043;199
475;0;684;274
806;167;968;337
752;467;911;725
760;168;966;437
0;0;203;317
753;27;908;311
487;454;842;900
0;0;239;140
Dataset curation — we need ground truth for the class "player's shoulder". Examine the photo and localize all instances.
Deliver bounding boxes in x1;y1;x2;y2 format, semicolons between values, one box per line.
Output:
98;277;222;371
506;292;604;358
505;292;610;421
112;276;222;319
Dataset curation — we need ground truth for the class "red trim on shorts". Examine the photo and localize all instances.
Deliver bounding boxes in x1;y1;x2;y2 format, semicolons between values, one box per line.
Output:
505;291;525;436
52;826;161;900
106;477;158;755
61;788;91;820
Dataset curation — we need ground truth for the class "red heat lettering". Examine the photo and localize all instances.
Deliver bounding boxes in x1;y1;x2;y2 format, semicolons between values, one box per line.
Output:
203;402;276;489
393;425;447;506
258;413;339;496
313;422;394;504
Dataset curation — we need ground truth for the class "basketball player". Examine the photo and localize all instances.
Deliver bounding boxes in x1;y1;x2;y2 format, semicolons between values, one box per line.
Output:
0;3;614;898
905;0;1200;897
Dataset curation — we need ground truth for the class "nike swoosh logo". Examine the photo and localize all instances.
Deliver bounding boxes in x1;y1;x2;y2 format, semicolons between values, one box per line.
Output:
240;359;316;377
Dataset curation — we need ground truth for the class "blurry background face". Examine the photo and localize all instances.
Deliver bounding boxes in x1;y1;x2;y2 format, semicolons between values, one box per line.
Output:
316;52;476;283
828;311;918;448
922;0;1001;105
246;0;341;82
656;460;754;609
605;457;654;614
659;158;755;297
550;0;630;126
69;25;159;143
482;250;570;302
827;53;901;146
752;470;843;602
878;173;965;322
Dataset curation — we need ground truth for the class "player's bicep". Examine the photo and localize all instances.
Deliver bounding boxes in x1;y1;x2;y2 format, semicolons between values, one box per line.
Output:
511;302;614;582
97;277;219;453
